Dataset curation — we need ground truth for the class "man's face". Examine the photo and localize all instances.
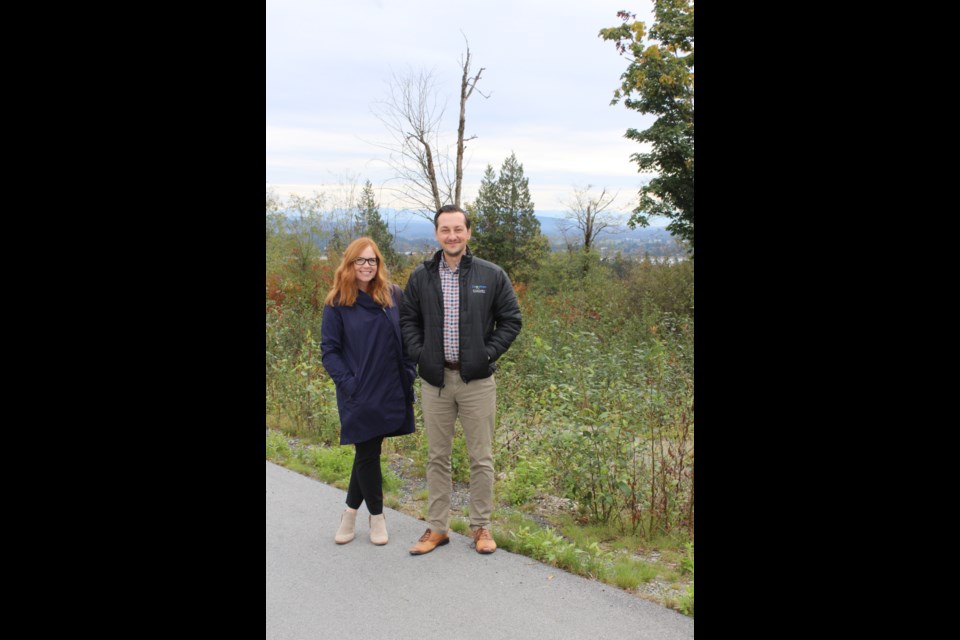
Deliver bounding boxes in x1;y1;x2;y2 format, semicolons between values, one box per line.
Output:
435;211;472;259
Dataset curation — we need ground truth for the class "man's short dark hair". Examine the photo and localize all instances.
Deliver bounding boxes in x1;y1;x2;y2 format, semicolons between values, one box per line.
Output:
434;204;471;230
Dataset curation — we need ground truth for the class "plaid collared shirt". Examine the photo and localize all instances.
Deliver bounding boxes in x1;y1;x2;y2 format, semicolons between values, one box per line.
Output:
438;257;460;363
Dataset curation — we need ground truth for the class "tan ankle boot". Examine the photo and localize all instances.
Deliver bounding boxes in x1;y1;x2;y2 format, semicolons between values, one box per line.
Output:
335;509;357;544
369;513;388;545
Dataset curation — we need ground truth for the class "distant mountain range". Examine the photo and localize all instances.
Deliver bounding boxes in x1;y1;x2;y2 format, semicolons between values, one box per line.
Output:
383;214;680;256
382;214;669;241
276;210;682;257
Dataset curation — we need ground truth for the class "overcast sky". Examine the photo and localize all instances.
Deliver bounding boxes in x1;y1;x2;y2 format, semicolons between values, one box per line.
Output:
266;0;663;220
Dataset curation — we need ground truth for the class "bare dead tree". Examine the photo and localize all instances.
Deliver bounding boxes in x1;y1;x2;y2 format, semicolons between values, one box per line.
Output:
560;185;623;252
372;39;487;221
372;69;448;216
455;44;486;207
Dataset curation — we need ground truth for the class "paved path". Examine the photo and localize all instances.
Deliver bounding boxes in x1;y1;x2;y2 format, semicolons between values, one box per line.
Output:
266;461;694;640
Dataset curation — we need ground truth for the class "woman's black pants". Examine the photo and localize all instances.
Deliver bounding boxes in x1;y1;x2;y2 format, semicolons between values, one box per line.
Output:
345;436;384;515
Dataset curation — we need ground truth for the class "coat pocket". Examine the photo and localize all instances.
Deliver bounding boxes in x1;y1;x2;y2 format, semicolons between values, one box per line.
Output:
341;374;359;400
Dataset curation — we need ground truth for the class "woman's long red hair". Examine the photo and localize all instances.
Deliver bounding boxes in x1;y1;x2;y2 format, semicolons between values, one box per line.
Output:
323;237;393;307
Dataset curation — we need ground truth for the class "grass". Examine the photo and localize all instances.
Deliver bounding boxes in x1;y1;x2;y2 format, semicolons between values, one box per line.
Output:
679;542;695;575
493;514;610;579
449;433;470;483
487;507;691;614
556;517;620;547
401;430;429;477
267;428;694;617
609;555;659;589
266;415;330;446
496;455;549;506
307;446;353;484
266;430;292;461
266;429;401;492
391;428;470;483
679;584;694;616
677;543;694;615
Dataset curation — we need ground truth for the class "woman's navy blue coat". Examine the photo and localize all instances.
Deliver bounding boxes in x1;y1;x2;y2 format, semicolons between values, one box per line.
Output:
320;286;416;445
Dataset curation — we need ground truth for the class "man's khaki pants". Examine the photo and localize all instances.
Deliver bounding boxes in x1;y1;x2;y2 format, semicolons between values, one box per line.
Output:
421;368;497;534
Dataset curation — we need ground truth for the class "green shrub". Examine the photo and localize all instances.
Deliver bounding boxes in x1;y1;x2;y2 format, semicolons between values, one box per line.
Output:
501;523;612;580
679;583;694;616
451;433;470;483
266;324;342;444
307;446;354;484
610;555;658;589
450;518;470;535
498;455;549;506
381;463;402;493
679;542;694;575
266;431;291;461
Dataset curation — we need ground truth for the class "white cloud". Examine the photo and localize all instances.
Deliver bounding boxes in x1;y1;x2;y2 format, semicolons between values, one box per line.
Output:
267;0;665;214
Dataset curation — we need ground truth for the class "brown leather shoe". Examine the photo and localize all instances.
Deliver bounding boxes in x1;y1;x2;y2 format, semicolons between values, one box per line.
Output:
409;528;449;555
473;527;497;554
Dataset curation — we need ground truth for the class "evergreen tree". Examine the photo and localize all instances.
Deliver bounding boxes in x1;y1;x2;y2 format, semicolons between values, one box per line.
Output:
470;153;548;284
357;180;402;271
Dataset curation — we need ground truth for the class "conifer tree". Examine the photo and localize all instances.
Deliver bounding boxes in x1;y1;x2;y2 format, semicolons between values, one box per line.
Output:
470;153;548;283
357;180;402;272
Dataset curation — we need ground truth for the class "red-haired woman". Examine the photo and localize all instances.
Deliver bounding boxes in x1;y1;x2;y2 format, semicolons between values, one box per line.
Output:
321;237;416;546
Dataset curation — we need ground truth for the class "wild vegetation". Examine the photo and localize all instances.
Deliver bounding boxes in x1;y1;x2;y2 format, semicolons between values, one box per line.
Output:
267;1;694;616
265;189;693;614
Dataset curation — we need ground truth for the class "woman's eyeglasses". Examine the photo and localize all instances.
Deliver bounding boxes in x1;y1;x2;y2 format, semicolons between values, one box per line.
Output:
353;257;379;266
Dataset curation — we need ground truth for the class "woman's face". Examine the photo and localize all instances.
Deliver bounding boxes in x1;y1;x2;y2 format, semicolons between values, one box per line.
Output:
353;246;378;290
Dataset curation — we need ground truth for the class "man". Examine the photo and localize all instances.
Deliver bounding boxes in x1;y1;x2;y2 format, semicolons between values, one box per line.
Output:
400;204;522;555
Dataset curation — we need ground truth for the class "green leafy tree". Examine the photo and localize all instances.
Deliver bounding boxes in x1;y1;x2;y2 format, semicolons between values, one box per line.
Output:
265;191;331;314
357;180;402;272
266;184;283;245
469;153;548;284
285;193;329;271
599;1;694;253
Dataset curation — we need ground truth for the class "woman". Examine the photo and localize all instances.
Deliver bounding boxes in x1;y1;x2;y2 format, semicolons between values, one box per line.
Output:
320;237;416;546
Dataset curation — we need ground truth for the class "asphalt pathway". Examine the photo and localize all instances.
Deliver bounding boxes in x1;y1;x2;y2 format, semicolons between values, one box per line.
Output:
266;460;694;640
